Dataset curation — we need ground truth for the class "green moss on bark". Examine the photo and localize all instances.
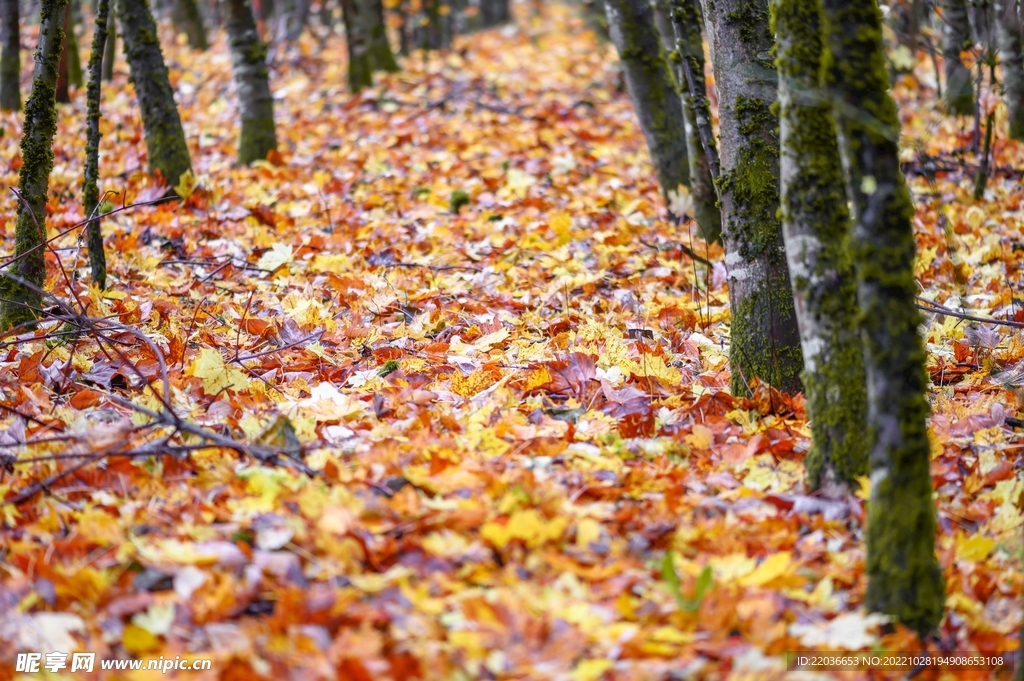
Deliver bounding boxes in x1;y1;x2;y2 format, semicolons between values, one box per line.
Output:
116;0;192;187
83;0;110;289
604;0;690;205
225;0;278;165
0;0;68;331
773;0;867;491
822;0;944;635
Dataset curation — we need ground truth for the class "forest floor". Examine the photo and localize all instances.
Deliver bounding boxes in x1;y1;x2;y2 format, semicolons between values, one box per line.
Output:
0;5;1021;680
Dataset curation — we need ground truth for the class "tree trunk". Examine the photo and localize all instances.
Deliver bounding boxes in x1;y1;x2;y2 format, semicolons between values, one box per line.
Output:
821;0;944;636
0;0;20;111
603;0;690;211
939;0;975;115
84;0;109;289
103;5;116;80
225;0;278;164
774;0;866;493
700;0;803;395
56;9;73;102
340;0;373;90
172;0;210;50
480;0;510;27
0;0;68;331
365;0;398;72
661;0;721;242
995;0;1024;139
116;0;192;187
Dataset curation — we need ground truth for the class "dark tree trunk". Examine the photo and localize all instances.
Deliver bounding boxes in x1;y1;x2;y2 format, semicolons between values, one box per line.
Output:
603;0;690;210
939;0;975;115
225;0;278;164
56;9;73;101
103;5;116;80
822;0;945;636
662;0;721;242
340;0;372;90
995;0;1024;139
700;0;803;395
366;0;398;72
774;0;866;493
116;0;192;187
0;0;20;111
172;0;209;50
83;0;109;289
0;0;68;331
480;0;510;27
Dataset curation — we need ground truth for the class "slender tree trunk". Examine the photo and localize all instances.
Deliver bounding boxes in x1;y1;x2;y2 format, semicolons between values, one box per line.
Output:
0;0;21;111
995;0;1024;139
0;0;68;331
225;0;278;164
116;0;192;187
700;0;803;395
103;5;116;80
172;0;209;50
603;0;691;211
939;0;975;115
340;0;373;90
821;0;944;636
774;0;866;493
365;0;398;72
56;9;72;101
84;0;109;289
285;0;312;40
660;0;721;242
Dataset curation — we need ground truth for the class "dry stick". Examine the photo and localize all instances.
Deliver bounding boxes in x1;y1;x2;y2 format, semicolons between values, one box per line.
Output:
916;296;1024;329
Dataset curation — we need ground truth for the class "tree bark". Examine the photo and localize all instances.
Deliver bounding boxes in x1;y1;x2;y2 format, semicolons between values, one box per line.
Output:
103;5;116;80
172;0;210;50
660;0;721;242
116;0;192;187
603;0;691;209
995;0;1024;139
0;0;68;331
939;0;975;115
56;9;74;101
365;0;398;72
225;0;278;164
83;0;109;289
340;0;373;90
0;0;20;111
700;0;803;395
774;0;866;493
821;0;945;636
480;0;510;27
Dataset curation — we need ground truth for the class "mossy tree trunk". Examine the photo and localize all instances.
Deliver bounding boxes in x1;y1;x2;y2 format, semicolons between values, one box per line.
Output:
0;0;20;111
365;0;399;72
773;0;866;493
116;0;192;187
340;0;373;91
0;0;68;331
939;0;975;115
603;0;691;214
821;0;944;636
103;5;116;80
172;0;209;50
225;0;278;165
83;0;109;288
700;0;803;395
660;0;721;242
995;0;1024;139
56;9;74;101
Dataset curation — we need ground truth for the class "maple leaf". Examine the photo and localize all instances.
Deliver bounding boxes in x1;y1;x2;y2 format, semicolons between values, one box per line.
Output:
186;348;248;394
788;612;890;650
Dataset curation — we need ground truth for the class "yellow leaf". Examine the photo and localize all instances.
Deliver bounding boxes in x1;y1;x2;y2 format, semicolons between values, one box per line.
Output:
740;551;792;587
685;424;713;450
257;242;294;272
173;169;199;199
956;534;995;562
186;348;249;395
571;659;613;681
481;509;569;549
575;518;602;550
76;508;122;546
122;623;160;654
